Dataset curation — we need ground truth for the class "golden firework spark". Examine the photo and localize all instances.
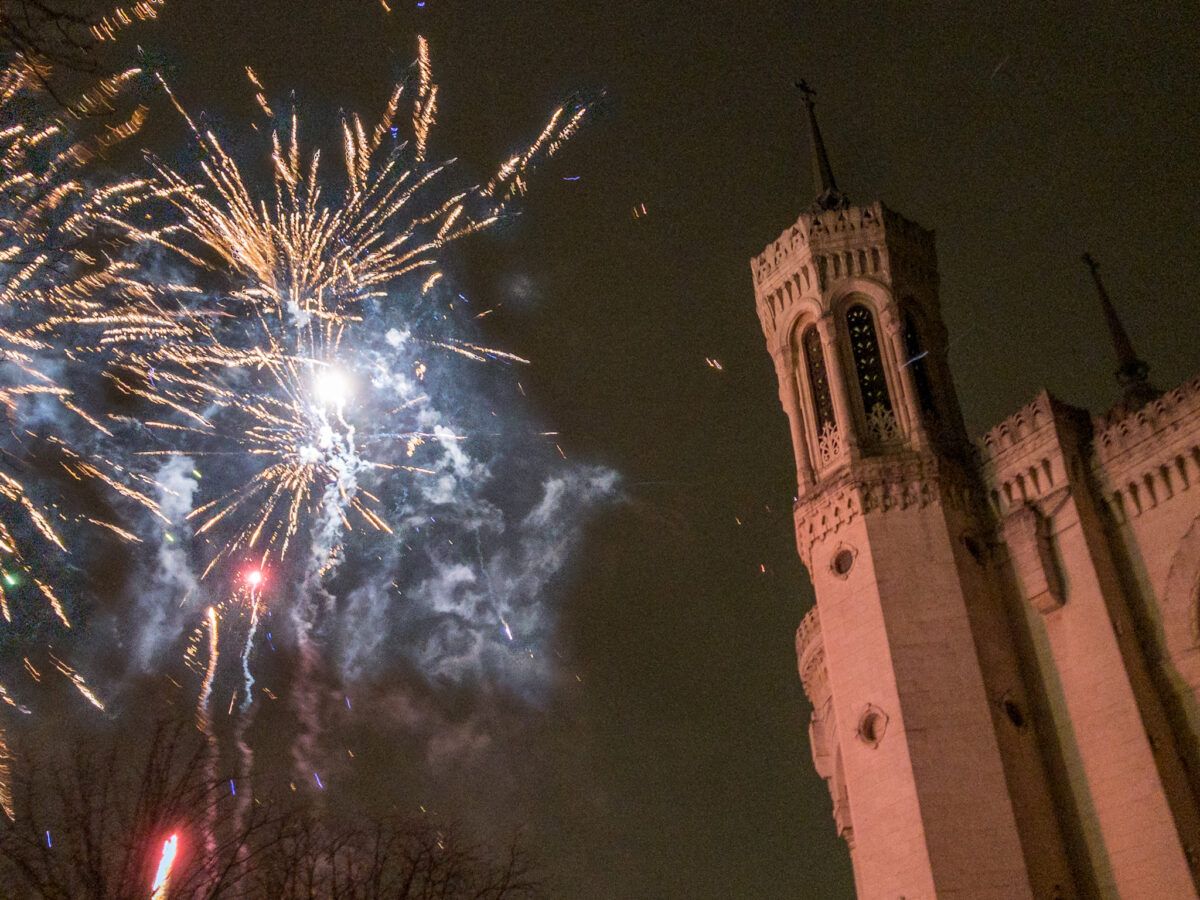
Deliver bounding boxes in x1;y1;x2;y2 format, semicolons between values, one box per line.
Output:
49;650;105;712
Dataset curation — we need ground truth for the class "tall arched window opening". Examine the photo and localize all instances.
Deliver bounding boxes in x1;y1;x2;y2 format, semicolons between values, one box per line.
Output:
902;311;938;423
846;303;899;443
803;326;835;434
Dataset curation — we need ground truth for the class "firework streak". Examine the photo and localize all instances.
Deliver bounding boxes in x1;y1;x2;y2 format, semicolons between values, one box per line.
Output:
149;832;178;900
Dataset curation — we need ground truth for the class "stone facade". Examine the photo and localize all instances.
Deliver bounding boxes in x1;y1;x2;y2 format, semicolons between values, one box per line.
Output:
752;196;1200;897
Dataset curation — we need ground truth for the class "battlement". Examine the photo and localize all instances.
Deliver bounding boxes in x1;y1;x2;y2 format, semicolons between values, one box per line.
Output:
978;391;1090;518
751;201;935;287
1091;375;1200;524
1093;375;1200;468
750;201;937;344
977;377;1200;526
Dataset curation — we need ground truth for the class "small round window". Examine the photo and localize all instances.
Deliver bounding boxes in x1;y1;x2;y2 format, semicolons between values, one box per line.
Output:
1002;698;1026;729
857;705;888;747
831;548;855;577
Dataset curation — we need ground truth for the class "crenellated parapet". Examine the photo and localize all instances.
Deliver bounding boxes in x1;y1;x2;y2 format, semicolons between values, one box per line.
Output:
978;391;1091;519
977;392;1098;614
1090;375;1200;523
750;202;936;347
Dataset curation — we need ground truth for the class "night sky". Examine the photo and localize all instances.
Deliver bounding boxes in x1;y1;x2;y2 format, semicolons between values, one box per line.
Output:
63;2;1200;896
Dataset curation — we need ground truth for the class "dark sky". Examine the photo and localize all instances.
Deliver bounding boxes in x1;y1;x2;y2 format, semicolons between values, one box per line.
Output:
84;2;1199;896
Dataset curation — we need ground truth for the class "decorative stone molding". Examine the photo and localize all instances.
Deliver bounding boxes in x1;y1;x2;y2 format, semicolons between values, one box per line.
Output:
865;402;903;445
751;203;888;291
796;607;827;705
1093;375;1200;463
980;391;1071;461
750;202;937;347
979;379;1200;528
794;480;864;568
817;421;843;468
978;390;1088;520
793;455;970;567
1101;453;1200;524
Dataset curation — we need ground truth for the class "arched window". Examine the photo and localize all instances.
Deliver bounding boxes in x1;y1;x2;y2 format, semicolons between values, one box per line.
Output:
902;311;938;422
802;326;835;434
846;304;898;443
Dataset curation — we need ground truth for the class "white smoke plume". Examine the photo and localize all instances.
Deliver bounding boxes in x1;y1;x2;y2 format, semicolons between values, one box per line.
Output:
130;457;201;670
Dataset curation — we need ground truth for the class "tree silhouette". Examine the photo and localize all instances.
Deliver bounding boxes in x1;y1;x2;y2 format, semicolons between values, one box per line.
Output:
0;722;541;898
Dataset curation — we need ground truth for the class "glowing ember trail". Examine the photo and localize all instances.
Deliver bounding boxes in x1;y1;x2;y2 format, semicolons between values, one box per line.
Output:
0;723;12;821
149;833;178;900
49;652;105;712
196;607;219;730
0;8;174;764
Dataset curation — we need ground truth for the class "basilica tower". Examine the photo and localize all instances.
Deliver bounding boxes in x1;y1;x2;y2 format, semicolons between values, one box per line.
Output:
751;84;1077;898
751;84;1200;898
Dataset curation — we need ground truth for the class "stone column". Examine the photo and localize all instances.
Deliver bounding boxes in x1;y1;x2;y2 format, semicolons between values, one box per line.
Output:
880;305;928;449
775;349;815;488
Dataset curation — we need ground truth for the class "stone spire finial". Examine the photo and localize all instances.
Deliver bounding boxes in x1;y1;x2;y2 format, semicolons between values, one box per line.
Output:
795;79;849;212
1082;252;1159;410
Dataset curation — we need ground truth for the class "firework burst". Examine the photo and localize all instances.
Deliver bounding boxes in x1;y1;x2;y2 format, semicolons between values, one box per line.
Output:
101;37;587;579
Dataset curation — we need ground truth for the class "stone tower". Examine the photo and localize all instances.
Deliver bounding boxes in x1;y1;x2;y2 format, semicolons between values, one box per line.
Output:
751;84;1200;898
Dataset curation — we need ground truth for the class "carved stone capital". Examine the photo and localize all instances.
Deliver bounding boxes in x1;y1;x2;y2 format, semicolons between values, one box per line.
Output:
878;303;903;336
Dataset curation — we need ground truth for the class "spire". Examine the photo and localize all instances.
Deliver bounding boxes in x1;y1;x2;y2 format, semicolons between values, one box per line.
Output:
1082;252;1159;410
795;79;849;212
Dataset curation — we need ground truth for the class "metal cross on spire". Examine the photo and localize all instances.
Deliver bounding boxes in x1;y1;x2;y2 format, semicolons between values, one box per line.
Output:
795;78;849;212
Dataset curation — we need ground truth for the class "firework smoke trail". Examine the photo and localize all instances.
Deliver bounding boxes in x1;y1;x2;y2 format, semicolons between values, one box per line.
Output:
195;607;218;869
240;578;261;712
149;832;178;900
195;606;219;730
231;574;261;837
